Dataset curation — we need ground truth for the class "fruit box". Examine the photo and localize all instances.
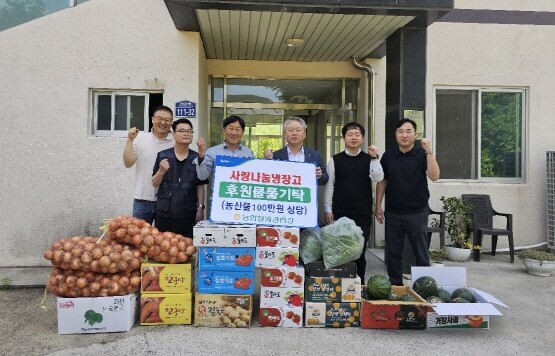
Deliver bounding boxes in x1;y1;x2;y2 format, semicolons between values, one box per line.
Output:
305;276;362;303
197;247;256;271
193;221;225;247
304;302;360;328
259;307;303;327
255;247;300;267
360;286;428;330
411;267;508;330
140;293;192;325
197;270;255;294
304;261;357;278
194;293;253;328
260;286;304;308
56;293;137;334
260;267;305;288
224;224;257;247
140;262;192;294
256;226;300;247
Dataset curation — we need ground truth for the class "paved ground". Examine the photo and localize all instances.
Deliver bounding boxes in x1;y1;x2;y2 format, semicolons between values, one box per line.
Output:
1;250;554;356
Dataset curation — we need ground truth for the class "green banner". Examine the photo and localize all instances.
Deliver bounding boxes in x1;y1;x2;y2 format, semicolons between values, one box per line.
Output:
219;182;311;203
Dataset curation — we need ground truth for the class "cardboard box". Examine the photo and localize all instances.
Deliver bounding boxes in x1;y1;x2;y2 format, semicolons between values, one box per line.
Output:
56;293;137;334
255;247;300;267
193;221;225;247
259;307;303;327
411;267;508;329
304;302;360;328
260;267;305;288
197;270;255;294
140;294;192;325
256;226;300;247
260;286;304;308
305;276;362;303
360;286;428;330
224;224;257;247
140;262;192;294
304;261;357;278
194;293;253;327
197;247;255;271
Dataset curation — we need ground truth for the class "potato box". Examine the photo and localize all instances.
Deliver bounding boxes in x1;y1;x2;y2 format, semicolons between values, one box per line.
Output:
197;247;256;271
259;307;303;327
304;261;357;278
224;224;257;247
259;286;304;308
260;267;305;288
140;262;192;294
255;247;300;267
304;302;360;328
140;294;192;325
193;221;225;247
197;270;255;294
305;276;362;303
56;293;138;334
194;293;253;328
256;226;300;247
360;286;428;330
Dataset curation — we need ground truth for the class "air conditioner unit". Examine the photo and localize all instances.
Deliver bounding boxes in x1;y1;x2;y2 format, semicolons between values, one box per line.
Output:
547;151;555;250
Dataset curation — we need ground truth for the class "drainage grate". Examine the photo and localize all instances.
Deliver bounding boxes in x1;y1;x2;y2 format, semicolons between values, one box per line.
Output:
547;152;555;249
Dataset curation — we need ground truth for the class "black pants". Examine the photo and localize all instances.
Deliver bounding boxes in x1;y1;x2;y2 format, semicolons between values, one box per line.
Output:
155;214;196;237
334;213;372;283
385;211;430;286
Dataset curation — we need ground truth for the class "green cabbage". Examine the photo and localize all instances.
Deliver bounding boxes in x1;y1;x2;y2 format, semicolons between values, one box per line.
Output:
300;228;323;264
321;217;364;269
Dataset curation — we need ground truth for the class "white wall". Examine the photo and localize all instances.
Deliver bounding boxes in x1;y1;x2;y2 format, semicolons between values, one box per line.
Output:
425;8;555;248
0;0;202;266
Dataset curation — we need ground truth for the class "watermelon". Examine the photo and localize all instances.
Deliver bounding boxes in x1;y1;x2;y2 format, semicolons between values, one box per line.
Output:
451;297;470;303
437;288;452;303
398;293;418;302
366;275;391;300
412;276;438;299
451;288;476;303
426;296;444;303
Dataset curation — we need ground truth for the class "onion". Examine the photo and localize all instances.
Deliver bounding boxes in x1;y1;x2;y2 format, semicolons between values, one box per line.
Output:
160;240;171;251
62;252;72;264
139;245;149;254
130;276;141;287
70;258;81;270
132;250;142;259
81;288;92;297
99;256;111;268
71;236;81;243
100;277;112;288
143;235;154;247
177;252;187;261
99;288;109;297
108;263;118;274
150;227;159;235
169;246;179;257
115;228;127;239
147;246;161;258
132;234;142;245
185;245;196;256
80;252;92;264
109;252;121;263
169;257;178;264
140;227;150;237
185;237;193;246
117;260;129;271
177;240;187;251
55;274;65;285
52;250;63;264
44;249;54;260
121;250;133;262
158;251;169;262
76;277;88;289
102;246;113;256
129;259;140;271
83;243;95;253
119;276;130;288
91;248;103;260
90;260;100;272
65;276;77;287
62;241;73;252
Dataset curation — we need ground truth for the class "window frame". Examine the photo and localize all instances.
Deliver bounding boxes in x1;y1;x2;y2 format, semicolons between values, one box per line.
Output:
433;86;527;183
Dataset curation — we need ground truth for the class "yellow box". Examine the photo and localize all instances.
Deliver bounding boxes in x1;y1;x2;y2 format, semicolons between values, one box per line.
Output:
140;294;192;325
140;262;192;294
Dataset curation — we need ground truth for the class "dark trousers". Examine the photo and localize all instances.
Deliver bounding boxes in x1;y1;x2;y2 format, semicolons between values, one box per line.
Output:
385;211;430;286
155;214;196;237
334;213;372;283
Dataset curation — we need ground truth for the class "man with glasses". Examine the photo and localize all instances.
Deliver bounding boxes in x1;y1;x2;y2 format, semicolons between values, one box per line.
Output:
123;105;174;224
152;119;207;237
375;118;440;286
195;115;255;183
267;117;329;185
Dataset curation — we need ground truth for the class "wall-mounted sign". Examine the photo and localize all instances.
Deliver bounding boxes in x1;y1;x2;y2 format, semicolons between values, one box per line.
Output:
210;156;318;228
403;109;424;140
175;100;196;118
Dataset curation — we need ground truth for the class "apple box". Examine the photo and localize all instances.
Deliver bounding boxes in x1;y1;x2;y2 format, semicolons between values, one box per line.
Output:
193;221;225;247
260;286;304;308
140;294;192;325
260;267;305;288
411;267;508;330
259;307;303;327
256;226;300;247
197;247;256;271
56;293;137;334
197;270;255;294
224;224;257;247
140;262;192;294
194;293;253;327
305;276;362;303
360;286;428;330
255;247;300;267
304;302;360;328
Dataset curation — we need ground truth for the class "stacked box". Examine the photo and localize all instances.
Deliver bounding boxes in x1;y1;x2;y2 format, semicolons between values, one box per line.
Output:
256;226;303;327
194;222;257;327
304;261;361;328
140;262;193;325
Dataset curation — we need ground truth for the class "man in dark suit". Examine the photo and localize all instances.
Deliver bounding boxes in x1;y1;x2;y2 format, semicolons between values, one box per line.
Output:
265;117;329;185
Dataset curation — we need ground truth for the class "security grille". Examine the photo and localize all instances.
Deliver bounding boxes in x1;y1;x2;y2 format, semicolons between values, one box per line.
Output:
548;152;555;249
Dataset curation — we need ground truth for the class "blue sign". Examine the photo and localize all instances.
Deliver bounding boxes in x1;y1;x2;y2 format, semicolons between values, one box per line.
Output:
175;100;196;117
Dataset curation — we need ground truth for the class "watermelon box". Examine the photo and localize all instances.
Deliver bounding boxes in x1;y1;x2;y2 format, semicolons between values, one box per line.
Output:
411;267;509;330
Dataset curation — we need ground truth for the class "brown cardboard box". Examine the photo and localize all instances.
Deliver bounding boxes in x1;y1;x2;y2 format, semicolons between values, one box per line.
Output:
194;293;253;327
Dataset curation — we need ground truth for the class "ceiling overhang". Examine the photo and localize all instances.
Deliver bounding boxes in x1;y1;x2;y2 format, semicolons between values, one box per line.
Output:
164;0;453;61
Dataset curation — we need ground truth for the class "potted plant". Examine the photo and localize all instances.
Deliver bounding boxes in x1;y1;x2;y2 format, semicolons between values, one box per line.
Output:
517;249;555;276
437;196;475;262
429;247;447;267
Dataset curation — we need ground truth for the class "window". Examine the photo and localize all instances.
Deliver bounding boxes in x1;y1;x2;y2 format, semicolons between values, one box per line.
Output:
435;88;525;181
92;91;163;137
